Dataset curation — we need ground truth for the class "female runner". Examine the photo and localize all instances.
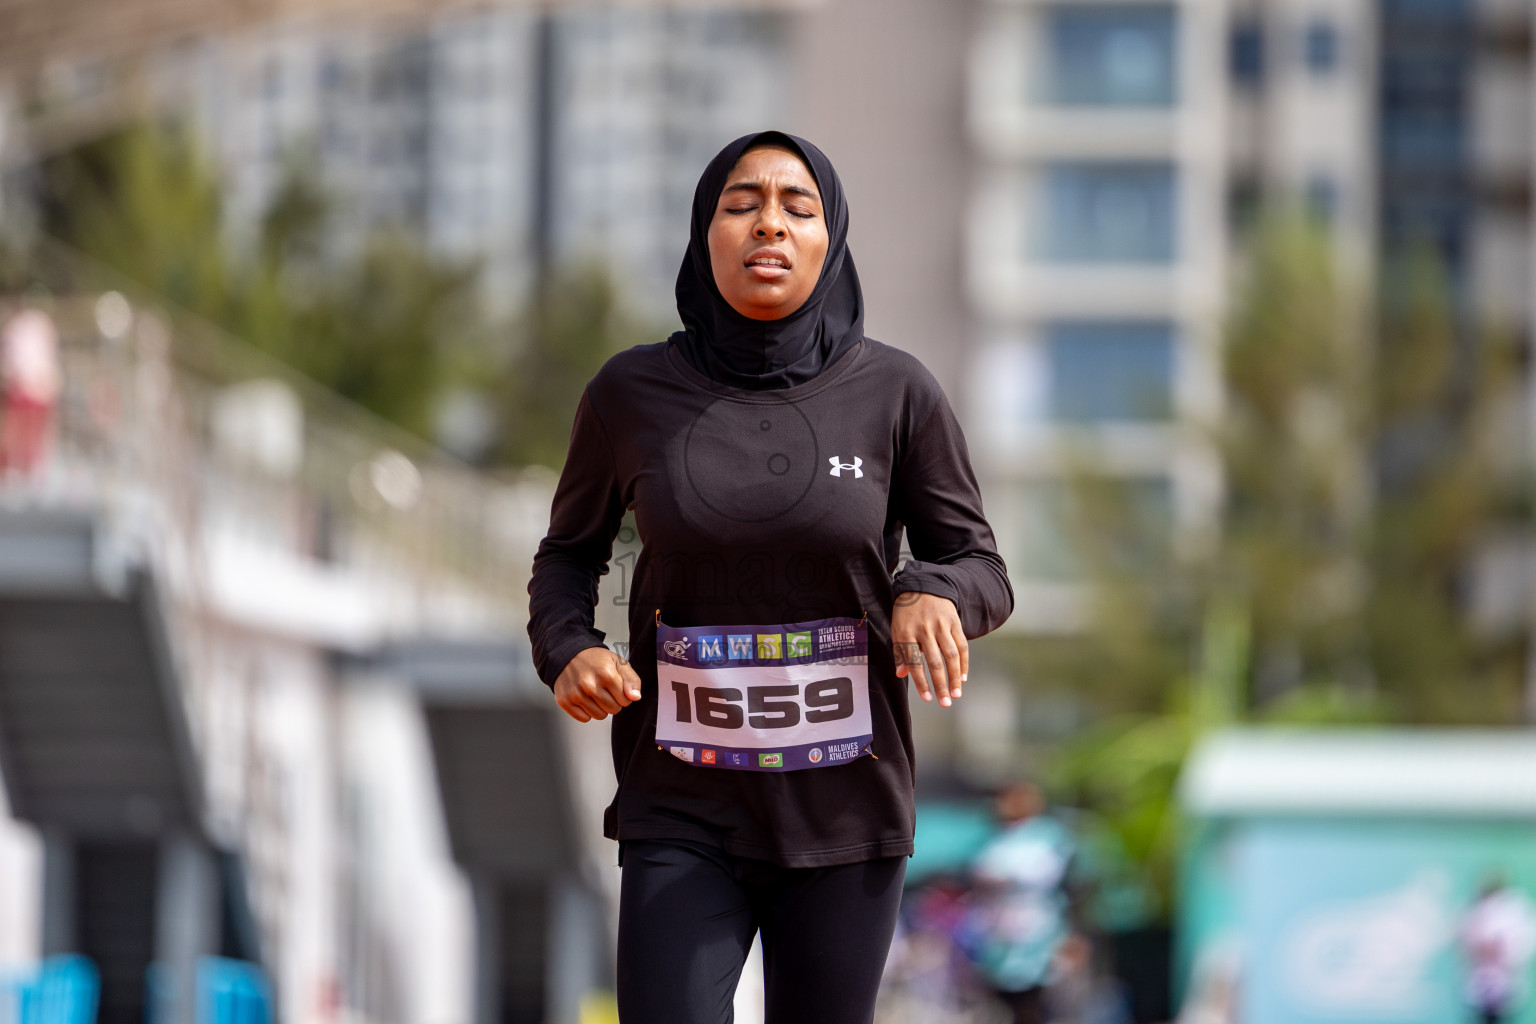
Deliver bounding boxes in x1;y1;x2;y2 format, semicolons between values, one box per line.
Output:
528;129;1014;1024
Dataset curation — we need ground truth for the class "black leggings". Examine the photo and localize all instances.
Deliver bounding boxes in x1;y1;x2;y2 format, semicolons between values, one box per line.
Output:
616;838;906;1024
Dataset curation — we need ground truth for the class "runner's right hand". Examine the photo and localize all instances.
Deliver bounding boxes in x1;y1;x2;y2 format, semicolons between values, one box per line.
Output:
553;647;644;723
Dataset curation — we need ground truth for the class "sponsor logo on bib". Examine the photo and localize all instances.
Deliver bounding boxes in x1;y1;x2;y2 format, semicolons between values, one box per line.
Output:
759;752;783;768
670;746;694;762
809;747;823;764
698;635;725;662
663;638;692;659
786;631;812;657
702;749;716;764
756;634;782;659
727;634;753;659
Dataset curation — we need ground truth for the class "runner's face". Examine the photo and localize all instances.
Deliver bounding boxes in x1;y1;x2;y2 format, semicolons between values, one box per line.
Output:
707;146;829;321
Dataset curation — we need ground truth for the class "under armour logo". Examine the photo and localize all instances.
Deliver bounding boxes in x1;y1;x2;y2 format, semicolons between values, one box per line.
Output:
828;456;863;478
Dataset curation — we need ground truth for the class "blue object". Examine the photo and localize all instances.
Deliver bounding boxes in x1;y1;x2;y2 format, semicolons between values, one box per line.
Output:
1041;163;1177;264
908;801;996;885
197;959;272;1024
1047;5;1178;107
1046;322;1175;422
7;956;100;1024
1229;22;1264;84
1303;20;1340;73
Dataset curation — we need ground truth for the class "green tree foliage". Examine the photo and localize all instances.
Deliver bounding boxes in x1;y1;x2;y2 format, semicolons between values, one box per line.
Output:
491;265;660;470
31;120;653;464
40;119;235;318
35;121;482;437
1033;213;1526;911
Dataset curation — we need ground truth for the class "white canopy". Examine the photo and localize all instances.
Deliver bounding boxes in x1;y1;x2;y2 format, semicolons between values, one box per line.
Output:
1180;728;1536;819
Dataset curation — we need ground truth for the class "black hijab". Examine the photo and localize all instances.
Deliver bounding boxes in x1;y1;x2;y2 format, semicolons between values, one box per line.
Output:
670;130;865;390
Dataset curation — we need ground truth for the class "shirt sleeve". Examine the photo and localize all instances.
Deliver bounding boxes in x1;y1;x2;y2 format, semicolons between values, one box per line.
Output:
527;386;627;687
889;391;1015;638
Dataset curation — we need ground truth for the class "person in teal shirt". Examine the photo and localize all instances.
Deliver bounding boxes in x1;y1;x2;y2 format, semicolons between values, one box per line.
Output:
967;782;1080;1024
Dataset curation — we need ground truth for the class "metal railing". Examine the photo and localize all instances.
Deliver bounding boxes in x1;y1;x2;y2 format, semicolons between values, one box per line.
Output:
1;237;555;999
4;237;551;629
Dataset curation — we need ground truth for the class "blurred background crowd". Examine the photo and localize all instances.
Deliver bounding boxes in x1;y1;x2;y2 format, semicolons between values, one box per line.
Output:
0;0;1534;1022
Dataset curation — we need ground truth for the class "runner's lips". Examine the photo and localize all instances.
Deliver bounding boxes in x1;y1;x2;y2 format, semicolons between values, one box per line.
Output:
745;248;791;270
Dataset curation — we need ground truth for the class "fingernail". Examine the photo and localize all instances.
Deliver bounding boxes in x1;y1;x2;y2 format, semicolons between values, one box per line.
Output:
961;673;968;682
940;697;951;707
953;689;962;698
923;692;932;702
629;690;642;700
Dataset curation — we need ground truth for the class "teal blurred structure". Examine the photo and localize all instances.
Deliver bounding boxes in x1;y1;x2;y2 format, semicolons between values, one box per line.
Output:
907;801;996;886
3;956;100;1024
195;959;271;1024
1178;729;1536;1024
3;954;271;1024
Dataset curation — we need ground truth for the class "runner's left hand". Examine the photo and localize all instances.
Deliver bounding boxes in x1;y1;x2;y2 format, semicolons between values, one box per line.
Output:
891;592;967;707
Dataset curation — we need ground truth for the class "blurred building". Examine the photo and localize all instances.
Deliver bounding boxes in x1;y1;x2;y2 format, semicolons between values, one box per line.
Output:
2;1;1534;1020
814;0;1532;623
544;9;787;322
959;0;1531;618
964;0;1229;633
0;279;610;1024
785;0;1533;781
177;6;786;321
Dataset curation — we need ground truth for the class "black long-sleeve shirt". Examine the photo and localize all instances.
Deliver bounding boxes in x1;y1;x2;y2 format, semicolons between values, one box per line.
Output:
527;336;1013;866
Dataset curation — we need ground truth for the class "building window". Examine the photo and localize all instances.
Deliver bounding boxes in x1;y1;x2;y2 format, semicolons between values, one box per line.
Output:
1017;476;1173;580
1040;162;1177;264
1230;21;1264;85
1304;20;1340;73
1227;176;1262;235
1381;108;1466;167
320;56;347;92
1046;322;1175;422
1305;176;1338;225
1045;4;1177;107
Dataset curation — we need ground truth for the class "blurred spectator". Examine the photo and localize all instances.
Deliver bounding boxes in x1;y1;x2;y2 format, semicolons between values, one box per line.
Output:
1174;943;1238;1024
881;879;996;1021
1460;874;1536;1024
0;308;61;478
966;781;1079;1024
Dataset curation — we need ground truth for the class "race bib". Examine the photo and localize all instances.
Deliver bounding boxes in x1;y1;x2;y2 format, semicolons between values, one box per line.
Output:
655;615;872;772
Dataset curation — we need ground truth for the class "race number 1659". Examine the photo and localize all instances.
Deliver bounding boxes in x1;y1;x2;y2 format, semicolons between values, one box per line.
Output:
668;678;855;730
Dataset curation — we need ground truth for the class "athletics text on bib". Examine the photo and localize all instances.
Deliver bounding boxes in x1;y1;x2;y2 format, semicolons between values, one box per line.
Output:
655;615;872;772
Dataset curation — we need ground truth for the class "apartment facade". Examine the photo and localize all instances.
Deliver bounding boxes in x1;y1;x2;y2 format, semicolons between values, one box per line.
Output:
184;6;788;323
962;0;1228;632
953;0;1528;628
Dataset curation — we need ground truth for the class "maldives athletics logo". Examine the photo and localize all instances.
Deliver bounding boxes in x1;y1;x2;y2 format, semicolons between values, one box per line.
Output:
808;748;823;764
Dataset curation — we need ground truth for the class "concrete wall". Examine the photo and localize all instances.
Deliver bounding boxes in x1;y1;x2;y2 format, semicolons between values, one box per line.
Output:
788;0;976;400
